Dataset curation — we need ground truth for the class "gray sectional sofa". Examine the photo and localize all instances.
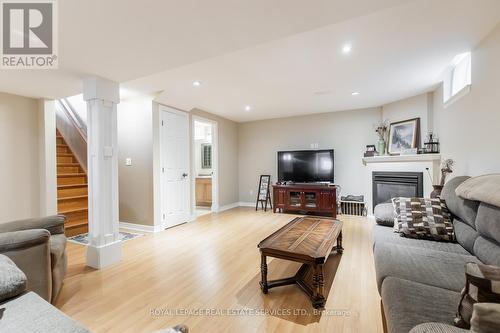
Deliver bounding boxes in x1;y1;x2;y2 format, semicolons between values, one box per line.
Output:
0;215;68;303
372;176;500;333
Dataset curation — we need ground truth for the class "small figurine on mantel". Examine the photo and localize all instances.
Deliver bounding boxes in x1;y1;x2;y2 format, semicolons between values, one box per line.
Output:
429;159;454;198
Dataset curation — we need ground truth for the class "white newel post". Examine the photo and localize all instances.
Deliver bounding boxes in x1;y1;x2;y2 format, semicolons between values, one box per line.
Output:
83;76;121;269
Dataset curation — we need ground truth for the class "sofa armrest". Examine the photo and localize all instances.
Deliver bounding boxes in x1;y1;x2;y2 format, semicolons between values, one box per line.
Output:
0;215;65;235
409;322;469;333
0;230;52;302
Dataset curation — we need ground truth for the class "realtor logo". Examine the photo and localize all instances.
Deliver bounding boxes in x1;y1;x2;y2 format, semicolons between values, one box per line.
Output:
1;0;57;69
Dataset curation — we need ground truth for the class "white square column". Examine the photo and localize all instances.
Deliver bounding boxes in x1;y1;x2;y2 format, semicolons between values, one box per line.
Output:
83;76;121;269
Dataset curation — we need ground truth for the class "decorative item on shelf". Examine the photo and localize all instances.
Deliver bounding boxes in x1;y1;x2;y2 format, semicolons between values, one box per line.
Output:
374;120;390;155
439;159;454;185
388;118;420;155
423;131;440;154
400;148;418;155
426;159;454;198
364;145;377;157
255;175;272;211
430;185;444;199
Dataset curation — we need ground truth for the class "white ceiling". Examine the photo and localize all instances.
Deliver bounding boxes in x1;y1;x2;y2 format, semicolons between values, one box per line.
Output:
0;0;409;99
1;0;500;122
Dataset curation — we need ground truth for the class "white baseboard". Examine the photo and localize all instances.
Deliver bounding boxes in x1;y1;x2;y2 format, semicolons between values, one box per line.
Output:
217;202;240;212
209;201;269;213
238;201;255;207
119;221;164;233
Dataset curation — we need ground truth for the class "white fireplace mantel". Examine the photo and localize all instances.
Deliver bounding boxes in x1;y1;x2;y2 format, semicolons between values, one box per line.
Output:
361;154;442;217
362;154;441;165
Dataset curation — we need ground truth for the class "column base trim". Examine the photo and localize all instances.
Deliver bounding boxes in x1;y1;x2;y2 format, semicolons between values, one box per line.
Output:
86;240;122;269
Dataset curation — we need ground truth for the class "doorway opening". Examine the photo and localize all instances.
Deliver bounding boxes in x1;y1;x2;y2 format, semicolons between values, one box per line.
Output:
192;116;218;217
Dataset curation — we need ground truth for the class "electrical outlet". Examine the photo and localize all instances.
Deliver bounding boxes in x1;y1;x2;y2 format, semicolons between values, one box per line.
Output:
125;158;132;166
310;143;319;149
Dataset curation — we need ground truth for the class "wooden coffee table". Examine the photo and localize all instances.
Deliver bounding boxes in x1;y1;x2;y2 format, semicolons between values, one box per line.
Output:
257;216;343;309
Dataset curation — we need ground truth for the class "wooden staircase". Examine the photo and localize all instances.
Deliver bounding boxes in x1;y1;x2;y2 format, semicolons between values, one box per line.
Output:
56;131;88;236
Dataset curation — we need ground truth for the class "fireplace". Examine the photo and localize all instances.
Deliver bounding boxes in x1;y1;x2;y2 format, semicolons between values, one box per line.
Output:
372;172;423;211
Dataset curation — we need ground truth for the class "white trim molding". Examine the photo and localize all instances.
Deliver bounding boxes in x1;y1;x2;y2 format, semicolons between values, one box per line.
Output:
217;202;240;212
238;202;255;207
362;154;441;165
216;202;256;213
119;221;165;233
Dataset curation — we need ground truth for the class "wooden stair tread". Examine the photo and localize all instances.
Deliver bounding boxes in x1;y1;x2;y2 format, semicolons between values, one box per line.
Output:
57;153;74;157
58;173;86;177
58;207;88;214
58;195;88;201
65;219;88;229
58;183;87;189
57;163;80;166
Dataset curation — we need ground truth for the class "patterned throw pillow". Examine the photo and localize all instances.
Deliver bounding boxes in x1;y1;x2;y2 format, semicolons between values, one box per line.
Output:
392;197;455;241
455;263;500;329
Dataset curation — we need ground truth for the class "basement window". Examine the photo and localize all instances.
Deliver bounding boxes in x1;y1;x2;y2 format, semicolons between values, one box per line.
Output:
443;52;471;107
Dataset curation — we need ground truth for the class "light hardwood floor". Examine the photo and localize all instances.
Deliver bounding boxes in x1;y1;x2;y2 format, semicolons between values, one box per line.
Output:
56;208;383;333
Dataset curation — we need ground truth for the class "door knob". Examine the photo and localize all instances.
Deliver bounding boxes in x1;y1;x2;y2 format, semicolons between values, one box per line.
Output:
182;173;188;178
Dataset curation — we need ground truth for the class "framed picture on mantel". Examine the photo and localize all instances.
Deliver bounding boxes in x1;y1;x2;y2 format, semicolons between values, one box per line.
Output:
388;118;420;155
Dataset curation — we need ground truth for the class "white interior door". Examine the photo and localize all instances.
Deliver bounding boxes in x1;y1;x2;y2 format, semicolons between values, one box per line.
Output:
161;107;190;228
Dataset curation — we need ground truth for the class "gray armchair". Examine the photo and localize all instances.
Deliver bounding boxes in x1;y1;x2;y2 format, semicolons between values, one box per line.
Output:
0;215;67;303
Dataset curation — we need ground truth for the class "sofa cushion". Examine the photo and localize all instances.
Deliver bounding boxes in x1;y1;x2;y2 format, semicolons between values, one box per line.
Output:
454;263;500;329
0;254;27;302
473;237;500;267
374;242;480;292
374;203;395;227
392;197;454;241
441;176;480;228
453;219;479;254
0;292;89;333
409;323;468;333
373;224;470;255
475;203;500;245
382;277;461;333
455;174;500;208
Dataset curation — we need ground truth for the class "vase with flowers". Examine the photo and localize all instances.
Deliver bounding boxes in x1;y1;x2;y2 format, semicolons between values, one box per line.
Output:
375;120;390;155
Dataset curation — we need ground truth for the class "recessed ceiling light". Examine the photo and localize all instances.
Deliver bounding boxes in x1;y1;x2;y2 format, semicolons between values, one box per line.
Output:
244;105;251;112
351;91;360;96
342;43;352;54
192;80;201;87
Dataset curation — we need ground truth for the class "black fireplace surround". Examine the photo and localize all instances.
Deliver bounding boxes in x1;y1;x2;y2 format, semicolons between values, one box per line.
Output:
372;171;423;211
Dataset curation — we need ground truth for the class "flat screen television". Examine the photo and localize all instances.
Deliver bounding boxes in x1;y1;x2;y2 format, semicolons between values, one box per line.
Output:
277;149;334;183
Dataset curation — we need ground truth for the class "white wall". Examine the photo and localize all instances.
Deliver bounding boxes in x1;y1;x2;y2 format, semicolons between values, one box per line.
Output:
238;107;382;203
0;92;41;222
433;23;500;177
382;92;433;148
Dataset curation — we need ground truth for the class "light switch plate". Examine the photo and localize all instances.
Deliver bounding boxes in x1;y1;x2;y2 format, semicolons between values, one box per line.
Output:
125;158;132;166
103;146;113;157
